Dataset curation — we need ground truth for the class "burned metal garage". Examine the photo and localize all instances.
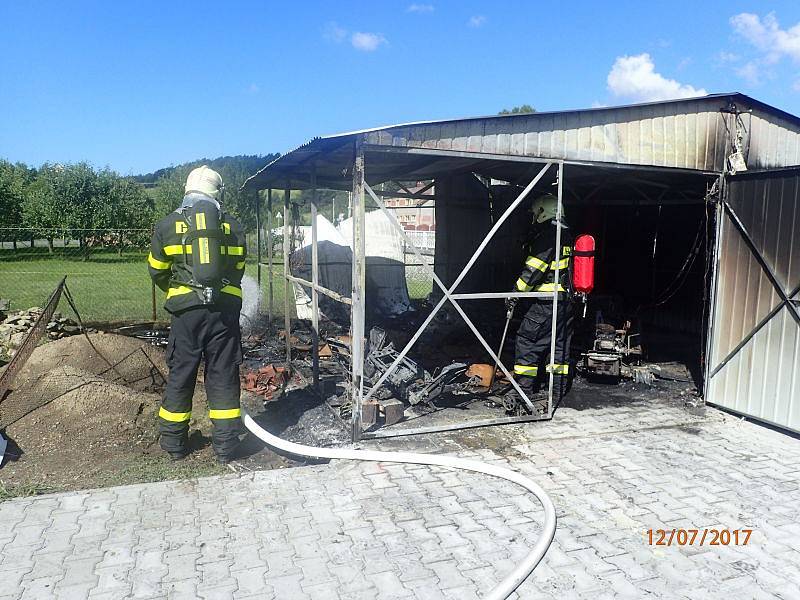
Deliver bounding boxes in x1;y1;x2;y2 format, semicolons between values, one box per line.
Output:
243;92;800;441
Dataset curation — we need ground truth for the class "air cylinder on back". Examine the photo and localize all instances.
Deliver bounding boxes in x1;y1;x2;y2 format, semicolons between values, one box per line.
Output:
187;199;223;287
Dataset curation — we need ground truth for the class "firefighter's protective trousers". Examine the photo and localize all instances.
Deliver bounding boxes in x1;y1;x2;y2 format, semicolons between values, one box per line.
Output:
159;306;242;457
514;299;574;400
512;220;575;404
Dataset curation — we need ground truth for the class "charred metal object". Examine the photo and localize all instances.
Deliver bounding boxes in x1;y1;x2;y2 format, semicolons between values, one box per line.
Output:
581;322;645;381
361;328;473;408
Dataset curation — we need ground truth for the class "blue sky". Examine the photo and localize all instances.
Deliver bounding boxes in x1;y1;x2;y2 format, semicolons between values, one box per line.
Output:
3;0;800;174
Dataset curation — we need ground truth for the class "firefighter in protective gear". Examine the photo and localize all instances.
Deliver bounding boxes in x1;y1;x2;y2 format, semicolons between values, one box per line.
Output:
507;193;574;414
148;166;247;463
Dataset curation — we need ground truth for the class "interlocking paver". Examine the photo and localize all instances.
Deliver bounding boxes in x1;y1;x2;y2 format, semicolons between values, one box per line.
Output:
2;398;800;599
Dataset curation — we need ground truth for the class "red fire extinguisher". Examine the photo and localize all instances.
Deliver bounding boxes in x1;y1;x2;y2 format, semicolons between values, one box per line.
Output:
572;234;595;317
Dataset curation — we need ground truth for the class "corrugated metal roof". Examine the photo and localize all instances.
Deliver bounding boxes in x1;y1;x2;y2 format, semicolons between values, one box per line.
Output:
244;93;800;191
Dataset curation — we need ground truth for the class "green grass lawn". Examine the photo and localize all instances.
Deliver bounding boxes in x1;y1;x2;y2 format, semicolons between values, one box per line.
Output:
0;248;290;324
0;247;429;324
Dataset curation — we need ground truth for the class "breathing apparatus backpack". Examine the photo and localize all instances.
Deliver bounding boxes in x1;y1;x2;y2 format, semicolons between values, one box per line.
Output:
176;198;228;304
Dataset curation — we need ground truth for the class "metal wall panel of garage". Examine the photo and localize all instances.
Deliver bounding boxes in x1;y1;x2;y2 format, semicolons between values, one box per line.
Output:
708;169;800;432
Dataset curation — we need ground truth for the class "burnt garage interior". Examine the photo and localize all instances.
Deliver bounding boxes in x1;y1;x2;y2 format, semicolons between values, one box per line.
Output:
430;162;716;387
245;93;800;440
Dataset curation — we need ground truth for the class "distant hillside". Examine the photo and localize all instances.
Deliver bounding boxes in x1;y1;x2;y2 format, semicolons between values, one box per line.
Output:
133;154;278;184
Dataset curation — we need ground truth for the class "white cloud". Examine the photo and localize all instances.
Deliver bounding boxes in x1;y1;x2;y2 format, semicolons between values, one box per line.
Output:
324;23;387;52
468;15;486;28
731;12;800;63
607;53;707;102
323;21;348;43
717;50;740;63
351;32;387;52
407;3;434;13
736;61;762;86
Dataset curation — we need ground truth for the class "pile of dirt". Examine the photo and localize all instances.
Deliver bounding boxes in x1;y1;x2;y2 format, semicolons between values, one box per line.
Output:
0;333;226;494
9;365;159;452
18;332;168;392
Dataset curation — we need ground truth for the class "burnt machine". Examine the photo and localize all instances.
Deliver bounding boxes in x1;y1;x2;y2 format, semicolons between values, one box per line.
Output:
328;327;479;422
581;322;647;382
362;328;475;407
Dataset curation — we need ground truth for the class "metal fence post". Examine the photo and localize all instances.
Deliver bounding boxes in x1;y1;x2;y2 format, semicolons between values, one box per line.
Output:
546;162;565;416
267;188;274;330
283;185;292;365
255;189;262;289
150;224;157;322
350;138;367;442
310;165;320;389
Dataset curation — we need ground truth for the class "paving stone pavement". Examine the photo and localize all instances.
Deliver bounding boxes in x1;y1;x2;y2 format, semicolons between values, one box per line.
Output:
2;397;800;599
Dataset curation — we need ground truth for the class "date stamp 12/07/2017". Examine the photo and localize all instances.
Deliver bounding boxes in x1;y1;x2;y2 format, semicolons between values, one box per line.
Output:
646;529;753;546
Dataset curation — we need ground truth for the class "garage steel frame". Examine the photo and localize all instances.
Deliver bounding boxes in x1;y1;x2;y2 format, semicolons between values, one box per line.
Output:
263;134;733;441
268;137;571;441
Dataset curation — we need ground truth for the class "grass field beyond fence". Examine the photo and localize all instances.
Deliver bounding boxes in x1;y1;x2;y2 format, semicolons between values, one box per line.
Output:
1;246;431;324
0;248;292;324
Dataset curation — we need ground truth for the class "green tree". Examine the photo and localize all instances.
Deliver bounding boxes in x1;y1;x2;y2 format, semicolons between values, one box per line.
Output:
94;169;155;250
0;160;30;249
498;104;536;115
22;164;74;252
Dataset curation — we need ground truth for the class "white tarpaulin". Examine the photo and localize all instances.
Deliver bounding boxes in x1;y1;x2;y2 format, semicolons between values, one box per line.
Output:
338;211;413;318
289;211;413;322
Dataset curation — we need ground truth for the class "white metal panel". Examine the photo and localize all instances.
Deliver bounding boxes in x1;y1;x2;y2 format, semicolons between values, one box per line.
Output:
708;306;800;431
708;170;800;433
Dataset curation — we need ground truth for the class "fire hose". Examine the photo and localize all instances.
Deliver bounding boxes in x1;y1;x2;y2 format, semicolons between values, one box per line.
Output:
242;410;557;600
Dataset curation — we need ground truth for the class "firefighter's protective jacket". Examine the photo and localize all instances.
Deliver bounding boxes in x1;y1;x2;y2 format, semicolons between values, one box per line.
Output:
515;221;574;295
148;195;246;314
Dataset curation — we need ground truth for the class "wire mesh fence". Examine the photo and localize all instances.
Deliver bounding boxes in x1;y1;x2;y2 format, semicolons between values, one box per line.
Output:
0;227;289;324
403;230;435;300
1;219;435;326
0;227;162;323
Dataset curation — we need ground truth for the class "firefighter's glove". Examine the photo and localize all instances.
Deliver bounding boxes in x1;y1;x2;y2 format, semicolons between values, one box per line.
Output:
505;296;518;313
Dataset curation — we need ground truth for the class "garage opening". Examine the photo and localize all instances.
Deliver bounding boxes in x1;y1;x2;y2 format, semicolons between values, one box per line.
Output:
344;160;720;437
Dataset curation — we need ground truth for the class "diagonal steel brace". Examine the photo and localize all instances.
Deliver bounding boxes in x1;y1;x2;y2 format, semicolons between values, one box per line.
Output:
362;162;556;411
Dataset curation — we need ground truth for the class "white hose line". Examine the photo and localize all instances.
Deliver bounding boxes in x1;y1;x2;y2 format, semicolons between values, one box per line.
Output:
242;411;557;600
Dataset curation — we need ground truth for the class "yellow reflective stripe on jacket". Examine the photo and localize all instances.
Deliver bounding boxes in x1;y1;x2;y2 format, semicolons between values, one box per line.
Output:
175;221;188;234
525;256;548;272
547;364;569;374
198;237;210;264
222;222;231;234
196;212;207;230
209;408;241;420
516;278;533;292
235;260;246;270
221;285;242;298
148;253;171;270
514;364;539;375
165;244;246;257
164;244;192;256
167;285;194;298
550;257;569;270
159;407;191;422
534;282;566;292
